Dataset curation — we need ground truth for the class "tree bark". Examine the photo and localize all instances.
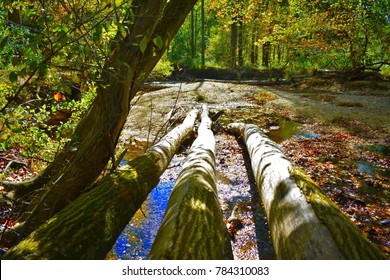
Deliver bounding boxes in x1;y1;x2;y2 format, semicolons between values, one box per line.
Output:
251;27;258;65
230;21;237;68
228;123;385;260
148;106;232;260
262;41;271;67
238;22;244;67
3;110;198;259
201;0;205;68
191;9;196;58
9;0;198;237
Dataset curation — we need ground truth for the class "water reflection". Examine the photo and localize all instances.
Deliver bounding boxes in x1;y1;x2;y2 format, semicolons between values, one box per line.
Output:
356;161;390;180
266;118;319;143
266;119;301;143
358;144;390;156
107;181;175;260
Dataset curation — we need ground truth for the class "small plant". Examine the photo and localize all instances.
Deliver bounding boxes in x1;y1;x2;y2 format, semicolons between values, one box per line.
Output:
192;91;206;102
253;90;278;104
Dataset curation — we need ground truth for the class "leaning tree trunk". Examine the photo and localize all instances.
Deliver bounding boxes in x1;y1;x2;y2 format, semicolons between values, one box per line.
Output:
228;123;385;260
3;110;198;259
9;0;198;238
148;106;232;260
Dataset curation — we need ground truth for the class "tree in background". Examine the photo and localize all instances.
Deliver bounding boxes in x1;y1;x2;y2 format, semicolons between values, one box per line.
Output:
167;0;389;74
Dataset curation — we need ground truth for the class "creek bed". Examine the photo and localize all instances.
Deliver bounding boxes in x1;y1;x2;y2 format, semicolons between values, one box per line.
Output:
107;132;276;260
215;133;275;260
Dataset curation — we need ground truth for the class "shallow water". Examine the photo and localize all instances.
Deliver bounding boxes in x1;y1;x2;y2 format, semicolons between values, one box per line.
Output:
266;119;301;143
358;144;390;156
266;118;319;143
356;161;390;180
268;119;389;205
107;181;175;260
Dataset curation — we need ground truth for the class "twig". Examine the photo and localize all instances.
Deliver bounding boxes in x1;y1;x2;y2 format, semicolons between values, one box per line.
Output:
151;81;183;145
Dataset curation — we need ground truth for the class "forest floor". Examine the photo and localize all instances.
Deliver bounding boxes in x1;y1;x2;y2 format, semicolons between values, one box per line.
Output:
120;78;390;259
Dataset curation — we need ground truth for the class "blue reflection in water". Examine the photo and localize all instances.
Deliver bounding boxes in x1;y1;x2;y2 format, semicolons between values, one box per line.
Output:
356;161;390;180
297;131;320;140
112;181;175;260
358;144;390;156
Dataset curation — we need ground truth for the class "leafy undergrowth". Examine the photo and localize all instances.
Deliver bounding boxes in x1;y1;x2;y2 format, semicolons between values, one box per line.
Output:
0;148;38;183
0;147;39;252
281;124;390;258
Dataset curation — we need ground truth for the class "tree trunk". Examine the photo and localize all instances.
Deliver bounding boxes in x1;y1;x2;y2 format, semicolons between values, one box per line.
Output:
238;22;244;67
148;106;232;260
8;9;21;25
3;110;198;259
230;21;237;68
201;0;205;68
191;9;196;58
228;123;385;260
262;41;271;67
251;28;258;65
9;0;198;237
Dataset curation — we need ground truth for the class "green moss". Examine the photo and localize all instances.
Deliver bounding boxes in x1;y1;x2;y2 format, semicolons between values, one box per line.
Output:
290;165;385;259
3;154;162;260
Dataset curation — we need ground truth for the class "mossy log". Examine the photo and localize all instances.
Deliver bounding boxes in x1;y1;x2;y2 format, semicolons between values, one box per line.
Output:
2;110;198;260
228;123;385;260
148;105;232;260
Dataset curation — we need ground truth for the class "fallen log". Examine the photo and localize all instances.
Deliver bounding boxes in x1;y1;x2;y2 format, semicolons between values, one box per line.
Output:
228;123;385;260
3;109;198;259
148;105;232;260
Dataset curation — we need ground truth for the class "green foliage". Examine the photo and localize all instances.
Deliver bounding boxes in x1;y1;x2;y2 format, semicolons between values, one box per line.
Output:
0;0;134;167
151;53;174;78
195;93;206;102
0;78;97;168
381;65;390;78
167;0;389;74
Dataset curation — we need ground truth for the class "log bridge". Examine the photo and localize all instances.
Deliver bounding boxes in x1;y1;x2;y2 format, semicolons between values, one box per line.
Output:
3;106;385;260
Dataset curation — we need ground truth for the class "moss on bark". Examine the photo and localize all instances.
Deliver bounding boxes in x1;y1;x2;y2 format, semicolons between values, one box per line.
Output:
149;106;232;260
227;122;385;259
290;166;385;259
9;0;199;238
4;155;158;259
3;110;198;259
